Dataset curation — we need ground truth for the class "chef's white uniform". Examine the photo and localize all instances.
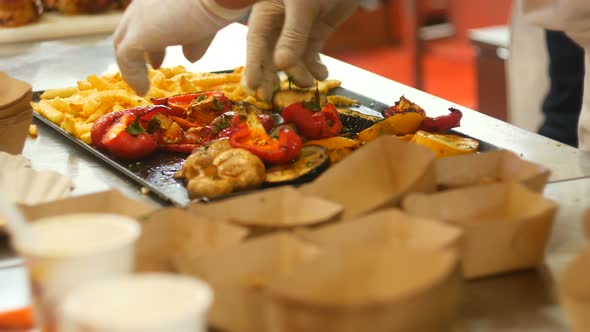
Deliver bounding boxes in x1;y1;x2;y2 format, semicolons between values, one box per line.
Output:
521;0;590;150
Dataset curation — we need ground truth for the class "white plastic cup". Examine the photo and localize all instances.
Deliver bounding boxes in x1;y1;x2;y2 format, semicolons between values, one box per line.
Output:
57;273;214;332
13;213;141;332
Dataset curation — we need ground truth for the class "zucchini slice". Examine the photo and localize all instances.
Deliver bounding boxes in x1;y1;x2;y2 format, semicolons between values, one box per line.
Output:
265;145;329;185
337;107;382;134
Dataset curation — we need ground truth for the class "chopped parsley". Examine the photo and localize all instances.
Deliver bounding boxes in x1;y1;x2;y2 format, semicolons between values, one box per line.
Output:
125;118;145;136
303;101;321;112
213;98;224;111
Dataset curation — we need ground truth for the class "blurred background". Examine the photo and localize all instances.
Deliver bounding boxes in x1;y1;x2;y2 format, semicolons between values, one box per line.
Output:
2;0;549;136
322;0;513;119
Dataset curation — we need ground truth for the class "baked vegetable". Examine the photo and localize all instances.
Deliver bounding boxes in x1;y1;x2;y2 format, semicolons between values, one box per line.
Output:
272;89;327;112
229;111;303;165
419;107;463;133
282;102;343;140
265;145;330;185
356;111;424;143
336;108;382;133
304;137;360;164
411;130;479;157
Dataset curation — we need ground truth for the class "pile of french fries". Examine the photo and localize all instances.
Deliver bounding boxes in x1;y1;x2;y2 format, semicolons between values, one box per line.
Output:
31;66;271;144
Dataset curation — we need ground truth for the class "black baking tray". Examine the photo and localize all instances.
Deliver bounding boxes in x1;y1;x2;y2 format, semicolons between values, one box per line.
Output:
32;87;498;207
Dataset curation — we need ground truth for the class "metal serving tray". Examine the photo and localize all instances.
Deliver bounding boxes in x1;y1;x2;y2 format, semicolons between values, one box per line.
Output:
32;87;497;207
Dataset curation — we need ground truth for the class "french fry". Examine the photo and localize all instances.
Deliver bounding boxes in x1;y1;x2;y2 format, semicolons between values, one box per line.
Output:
327;95;359;106
37;100;64;124
82;94;101;117
160;65;188;78
319;79;342;92
146;87;170;99
190;73;241;88
48;98;75;114
85;102;114;123
178;76;198;93
77;80;93;91
112;104;125;113
28;124;38;138
79;132;92;144
60;117;76;134
87;75;109;91
40;87;78;99
74;122;94;136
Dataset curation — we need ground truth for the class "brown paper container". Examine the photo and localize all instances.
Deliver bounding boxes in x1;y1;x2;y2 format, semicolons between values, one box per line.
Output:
0;151;31;170
0;168;73;234
584;208;590;241
0;92;33;121
135;207;248;273
299;136;437;219
19;189;157;221
264;243;462;332
435;150;550;192
189;186;343;236
173;233;320;332
0;72;32;109
0;168;74;205
558;247;590;332
0;105;32;155
296;208;462;253
402;182;558;279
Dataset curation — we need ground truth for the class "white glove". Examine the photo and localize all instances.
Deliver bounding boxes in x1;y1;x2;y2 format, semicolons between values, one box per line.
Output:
243;0;360;101
114;0;249;96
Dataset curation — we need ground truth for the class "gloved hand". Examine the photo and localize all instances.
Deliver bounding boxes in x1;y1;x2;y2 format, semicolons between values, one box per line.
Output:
243;0;361;101
114;0;249;96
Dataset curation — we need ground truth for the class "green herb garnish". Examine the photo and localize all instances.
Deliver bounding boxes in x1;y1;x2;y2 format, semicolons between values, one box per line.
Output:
215;121;231;132
125;118;145;136
303;101;321;112
213;98;224;111
147;117;160;133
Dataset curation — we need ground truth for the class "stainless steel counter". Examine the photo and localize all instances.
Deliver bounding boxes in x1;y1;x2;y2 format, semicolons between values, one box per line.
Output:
1;23;589;331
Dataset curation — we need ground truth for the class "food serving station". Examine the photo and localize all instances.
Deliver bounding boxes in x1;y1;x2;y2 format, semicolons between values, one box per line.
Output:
1;24;590;331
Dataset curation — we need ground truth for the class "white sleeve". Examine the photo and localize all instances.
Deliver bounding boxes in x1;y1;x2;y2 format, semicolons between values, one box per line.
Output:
521;0;590;49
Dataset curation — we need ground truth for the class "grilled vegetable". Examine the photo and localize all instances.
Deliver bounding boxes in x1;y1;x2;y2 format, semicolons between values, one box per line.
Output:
357;111;424;143
270;123;299;138
265;145;329;185
304;137;360;164
411;130;479;157
282;102;343;140
419;107;463;133
336;108;382;133
272;89;327;111
384;96;426;118
229;111;303;165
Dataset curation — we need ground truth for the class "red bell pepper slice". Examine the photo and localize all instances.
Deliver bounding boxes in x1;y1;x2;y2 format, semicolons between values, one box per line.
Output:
103;128;157;160
229;112;302;164
91;109;125;149
282;102;342;140
419;107;463;133
92;106;176;160
91;105;175;149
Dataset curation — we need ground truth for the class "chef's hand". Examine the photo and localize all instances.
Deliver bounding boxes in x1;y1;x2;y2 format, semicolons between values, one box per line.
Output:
114;0;249;96
243;0;361;101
